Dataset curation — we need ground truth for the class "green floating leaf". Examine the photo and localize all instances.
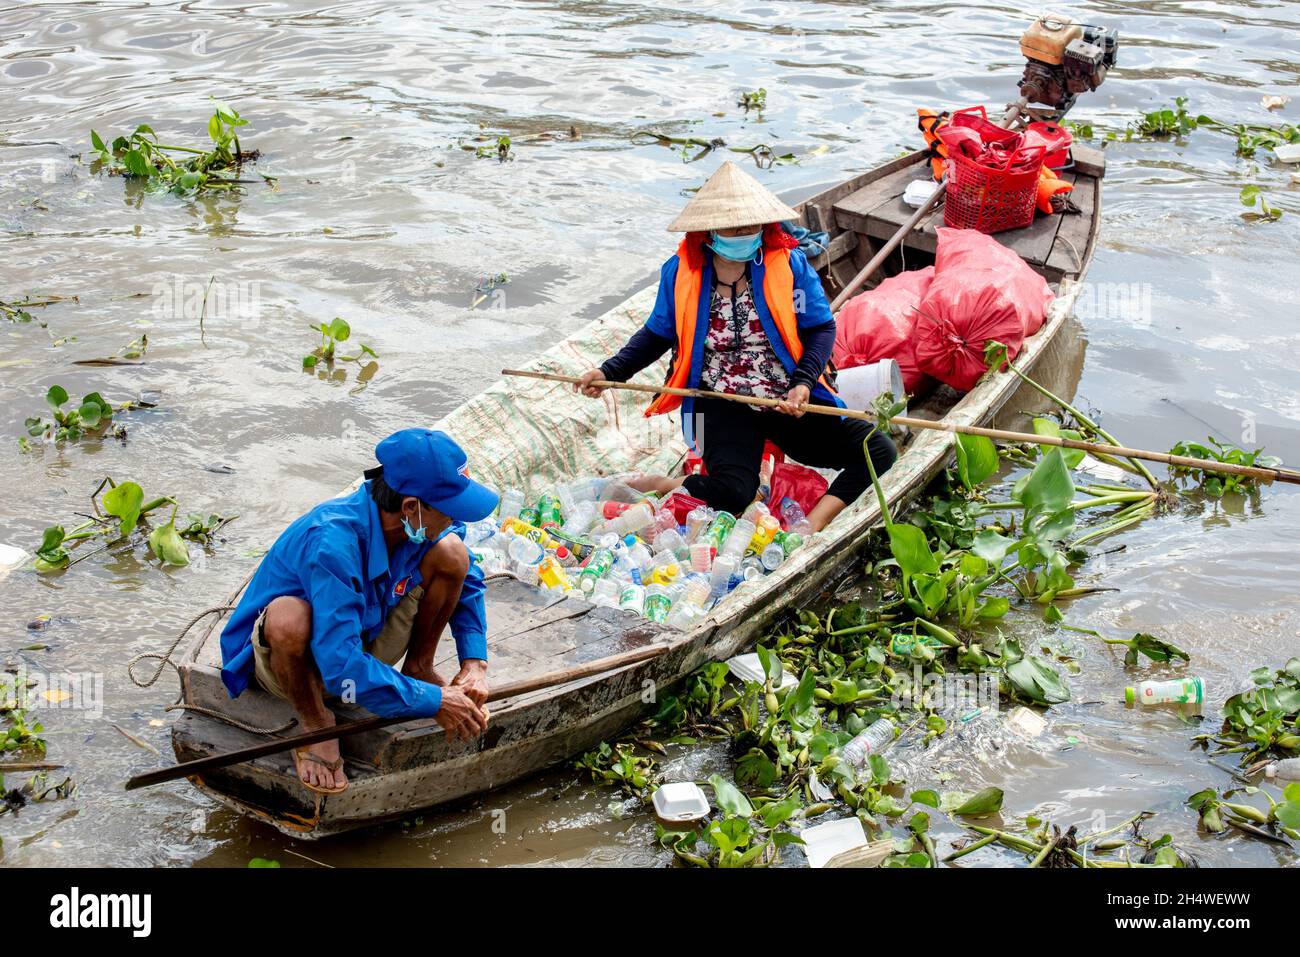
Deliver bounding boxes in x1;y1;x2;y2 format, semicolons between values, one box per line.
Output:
101;481;145;539
949;786;1004;816
707;773;753;818
148;519;190;567
955;433;999;490
888;522;938;577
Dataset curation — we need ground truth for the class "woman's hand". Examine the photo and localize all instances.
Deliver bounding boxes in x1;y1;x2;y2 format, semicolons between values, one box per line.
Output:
776;383;811;417
575;369;609;398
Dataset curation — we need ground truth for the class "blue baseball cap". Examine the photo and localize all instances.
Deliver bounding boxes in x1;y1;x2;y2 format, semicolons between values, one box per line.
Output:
374;428;498;522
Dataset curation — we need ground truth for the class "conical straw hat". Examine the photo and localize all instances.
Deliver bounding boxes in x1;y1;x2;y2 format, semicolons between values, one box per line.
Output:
667;161;799;232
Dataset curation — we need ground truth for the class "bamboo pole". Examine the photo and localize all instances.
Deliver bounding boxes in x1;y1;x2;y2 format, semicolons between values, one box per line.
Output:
124;641;675;791
501;369;1300;487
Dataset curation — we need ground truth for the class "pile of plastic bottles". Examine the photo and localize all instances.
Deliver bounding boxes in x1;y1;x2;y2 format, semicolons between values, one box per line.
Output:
463;476;817;630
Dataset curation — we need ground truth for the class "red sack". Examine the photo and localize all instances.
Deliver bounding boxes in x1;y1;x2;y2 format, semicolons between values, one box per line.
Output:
832;267;934;396
912;229;1053;392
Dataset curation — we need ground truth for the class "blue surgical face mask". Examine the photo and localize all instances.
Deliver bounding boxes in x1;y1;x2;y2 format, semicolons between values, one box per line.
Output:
401;502;428;544
709;230;763;262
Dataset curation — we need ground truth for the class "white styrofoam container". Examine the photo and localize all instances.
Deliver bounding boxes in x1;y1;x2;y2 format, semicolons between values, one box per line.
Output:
0;543;29;581
726;652;798;690
652;782;710;824
801;816;868;869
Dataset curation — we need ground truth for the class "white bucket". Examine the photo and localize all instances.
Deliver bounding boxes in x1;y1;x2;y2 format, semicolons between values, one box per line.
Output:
835;359;906;412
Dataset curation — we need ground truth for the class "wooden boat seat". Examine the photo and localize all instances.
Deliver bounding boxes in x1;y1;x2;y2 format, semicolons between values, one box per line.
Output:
830;145;1103;284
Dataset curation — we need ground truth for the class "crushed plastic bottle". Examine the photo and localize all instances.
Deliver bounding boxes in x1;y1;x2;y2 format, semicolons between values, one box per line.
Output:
498;488;525;523
840;718;895;768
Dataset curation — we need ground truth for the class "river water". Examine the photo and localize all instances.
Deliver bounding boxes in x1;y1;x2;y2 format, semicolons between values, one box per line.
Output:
1;0;1297;867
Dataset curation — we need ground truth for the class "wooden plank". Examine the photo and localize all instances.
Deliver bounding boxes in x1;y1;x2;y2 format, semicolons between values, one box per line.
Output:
1045;175;1097;280
993;173;1071;267
1070;143;1106;179
832;163;924;234
808;229;858;271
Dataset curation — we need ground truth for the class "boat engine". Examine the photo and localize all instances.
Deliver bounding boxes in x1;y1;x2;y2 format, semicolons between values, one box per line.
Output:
1018;14;1118;115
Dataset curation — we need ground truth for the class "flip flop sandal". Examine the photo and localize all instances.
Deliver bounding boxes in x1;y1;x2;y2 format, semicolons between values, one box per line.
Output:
292;748;348;795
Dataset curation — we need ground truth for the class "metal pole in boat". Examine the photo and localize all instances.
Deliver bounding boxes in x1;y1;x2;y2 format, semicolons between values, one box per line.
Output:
827;96;1029;313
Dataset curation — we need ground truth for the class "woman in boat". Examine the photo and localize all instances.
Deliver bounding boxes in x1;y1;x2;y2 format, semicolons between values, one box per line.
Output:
576;161;897;531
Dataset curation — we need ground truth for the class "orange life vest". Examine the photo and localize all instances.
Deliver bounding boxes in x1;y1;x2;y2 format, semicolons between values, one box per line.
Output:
917;108;951;182
645;227;832;417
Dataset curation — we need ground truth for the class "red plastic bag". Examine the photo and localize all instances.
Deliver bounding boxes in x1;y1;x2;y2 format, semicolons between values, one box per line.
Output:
912;229;1053;392
832;267;934;396
931;227;1054;337
769;460;828;524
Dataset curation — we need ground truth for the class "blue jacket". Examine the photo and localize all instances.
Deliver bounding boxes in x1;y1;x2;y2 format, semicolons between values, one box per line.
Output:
219;483;488;719
602;247;844;444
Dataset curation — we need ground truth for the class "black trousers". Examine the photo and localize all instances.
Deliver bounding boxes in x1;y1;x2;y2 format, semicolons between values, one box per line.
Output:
681;396;898;516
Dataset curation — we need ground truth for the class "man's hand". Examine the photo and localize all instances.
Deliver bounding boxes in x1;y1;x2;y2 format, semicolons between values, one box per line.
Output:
776;383;811;417
575;369;610;398
451;658;489;707
435;685;488;742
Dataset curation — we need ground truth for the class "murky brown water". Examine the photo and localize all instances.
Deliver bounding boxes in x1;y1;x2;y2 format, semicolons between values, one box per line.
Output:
2;0;1298;867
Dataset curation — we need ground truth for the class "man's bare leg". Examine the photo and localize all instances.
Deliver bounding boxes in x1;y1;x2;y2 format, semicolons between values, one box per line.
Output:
401;534;470;683
806;494;848;533
625;474;687;497
261;596;346;791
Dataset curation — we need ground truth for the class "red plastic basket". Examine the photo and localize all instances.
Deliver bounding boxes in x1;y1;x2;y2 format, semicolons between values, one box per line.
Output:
943;142;1045;234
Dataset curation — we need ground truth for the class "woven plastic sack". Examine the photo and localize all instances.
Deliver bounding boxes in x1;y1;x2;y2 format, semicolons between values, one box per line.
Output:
832;267;934;396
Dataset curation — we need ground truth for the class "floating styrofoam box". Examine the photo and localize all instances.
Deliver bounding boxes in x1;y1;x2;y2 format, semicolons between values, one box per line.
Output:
801;816;869;869
0;543;29;581
727;652;798;690
651;782;710;825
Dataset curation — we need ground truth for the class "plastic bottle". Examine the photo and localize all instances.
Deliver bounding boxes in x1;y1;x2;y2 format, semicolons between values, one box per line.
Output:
607;502;654;539
1124;676;1205;706
709;554;738;599
777;531;804;556
537;555;572;591
644;584;672;623
685;505;715;544
650;558;682;586
1265;758;1300;782
562;500;598;536
719;519;756;563
498;488;525;523
688;541;713;573
536;494;562;527
749;514;781;554
741;500;770;525
556;484;580;523
760;541;785;572
618;583;646;616
518;505;541;527
553;545;578;568
590;577;621;608
682;576;712;608
623;534;653;573
706;511;737;551
578;547;614;595
464;518;497;547
739;555;764;581
653;528;689;560
779;497;814;536
665;601;700;630
839;718;896;768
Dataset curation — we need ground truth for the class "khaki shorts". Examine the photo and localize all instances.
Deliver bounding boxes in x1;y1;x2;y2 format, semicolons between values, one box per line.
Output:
251;584;426;700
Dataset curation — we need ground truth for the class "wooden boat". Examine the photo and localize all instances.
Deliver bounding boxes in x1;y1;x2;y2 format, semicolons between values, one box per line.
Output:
171;139;1105;838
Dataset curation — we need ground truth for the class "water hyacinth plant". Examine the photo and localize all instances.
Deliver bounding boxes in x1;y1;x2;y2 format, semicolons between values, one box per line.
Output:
89;101;260;195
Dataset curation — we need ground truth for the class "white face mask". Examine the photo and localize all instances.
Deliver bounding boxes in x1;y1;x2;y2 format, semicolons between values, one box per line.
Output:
401;502;427;544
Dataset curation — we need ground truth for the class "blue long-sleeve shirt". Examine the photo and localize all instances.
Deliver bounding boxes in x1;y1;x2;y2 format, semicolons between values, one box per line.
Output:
219;482;488;719
600;247;842;405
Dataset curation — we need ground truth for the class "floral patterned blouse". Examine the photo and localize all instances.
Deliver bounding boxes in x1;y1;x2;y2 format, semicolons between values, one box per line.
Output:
698;279;787;400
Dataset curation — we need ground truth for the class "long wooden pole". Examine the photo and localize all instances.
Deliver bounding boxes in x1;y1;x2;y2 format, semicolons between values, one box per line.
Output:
124;641;674;791
827;97;1028;313
502;369;1300;487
